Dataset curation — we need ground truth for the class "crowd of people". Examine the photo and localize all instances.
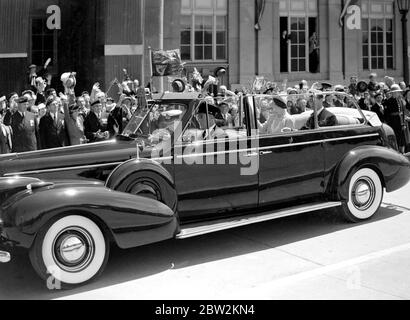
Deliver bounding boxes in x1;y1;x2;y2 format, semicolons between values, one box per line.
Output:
1;63;410;156
0;63;149;155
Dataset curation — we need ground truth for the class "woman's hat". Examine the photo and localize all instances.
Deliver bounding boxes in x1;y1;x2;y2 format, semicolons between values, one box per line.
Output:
390;84;403;93
198;103;221;117
357;81;368;93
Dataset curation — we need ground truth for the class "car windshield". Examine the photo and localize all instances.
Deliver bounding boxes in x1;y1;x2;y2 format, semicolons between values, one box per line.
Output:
122;101;188;147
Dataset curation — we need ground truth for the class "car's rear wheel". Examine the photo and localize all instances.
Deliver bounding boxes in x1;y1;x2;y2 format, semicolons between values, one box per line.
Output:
29;215;109;289
340;168;383;222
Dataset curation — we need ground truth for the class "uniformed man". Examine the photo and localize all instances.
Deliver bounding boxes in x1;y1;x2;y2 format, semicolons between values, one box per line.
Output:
11;96;39;153
196;103;227;140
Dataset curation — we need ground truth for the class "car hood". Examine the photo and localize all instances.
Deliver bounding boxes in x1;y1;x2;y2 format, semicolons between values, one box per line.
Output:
0;139;140;177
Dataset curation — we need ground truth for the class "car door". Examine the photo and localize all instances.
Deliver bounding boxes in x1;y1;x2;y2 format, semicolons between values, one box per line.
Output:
173;101;259;222
253;96;326;209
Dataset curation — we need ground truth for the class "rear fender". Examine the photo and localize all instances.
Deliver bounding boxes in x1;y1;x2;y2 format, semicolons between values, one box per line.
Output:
1;182;178;249
328;146;410;201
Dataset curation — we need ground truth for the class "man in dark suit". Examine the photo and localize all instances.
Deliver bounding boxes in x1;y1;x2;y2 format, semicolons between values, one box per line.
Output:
384;85;406;152
371;92;385;123
84;101;110;143
0;110;12;154
217;102;233;127
303;93;337;130
3;93;19;126
11;96;39;153
39;98;67;149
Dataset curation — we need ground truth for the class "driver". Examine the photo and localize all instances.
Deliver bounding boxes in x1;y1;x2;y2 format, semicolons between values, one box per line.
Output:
149;109;183;144
195;103;228;140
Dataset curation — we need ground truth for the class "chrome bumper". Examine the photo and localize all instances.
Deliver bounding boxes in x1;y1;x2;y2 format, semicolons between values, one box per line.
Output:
0;250;10;263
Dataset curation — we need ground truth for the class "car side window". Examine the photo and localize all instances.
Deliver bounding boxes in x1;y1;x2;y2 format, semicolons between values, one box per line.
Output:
182;101;248;144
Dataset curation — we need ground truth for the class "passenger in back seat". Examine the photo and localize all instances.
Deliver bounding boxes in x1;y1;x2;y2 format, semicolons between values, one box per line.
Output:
302;94;337;130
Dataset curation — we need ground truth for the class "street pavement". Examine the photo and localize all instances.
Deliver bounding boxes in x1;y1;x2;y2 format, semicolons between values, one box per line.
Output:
1;184;410;300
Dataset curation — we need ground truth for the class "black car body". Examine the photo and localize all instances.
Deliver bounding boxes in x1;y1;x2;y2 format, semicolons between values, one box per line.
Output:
1;91;409;287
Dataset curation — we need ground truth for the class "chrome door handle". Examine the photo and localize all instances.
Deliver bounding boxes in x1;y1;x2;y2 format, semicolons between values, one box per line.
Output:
244;152;258;157
260;151;273;155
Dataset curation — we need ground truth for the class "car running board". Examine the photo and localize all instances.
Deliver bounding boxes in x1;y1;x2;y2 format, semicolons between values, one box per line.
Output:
176;202;342;239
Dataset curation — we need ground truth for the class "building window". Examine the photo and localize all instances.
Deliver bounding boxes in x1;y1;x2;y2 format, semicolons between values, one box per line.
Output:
180;0;228;62
362;0;394;70
279;0;319;73
31;17;57;67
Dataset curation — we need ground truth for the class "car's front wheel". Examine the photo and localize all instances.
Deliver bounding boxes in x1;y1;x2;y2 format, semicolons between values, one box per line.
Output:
340;168;384;223
29;215;109;289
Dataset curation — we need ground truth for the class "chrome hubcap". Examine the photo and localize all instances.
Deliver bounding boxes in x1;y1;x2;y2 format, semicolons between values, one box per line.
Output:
53;227;94;273
354;182;371;205
352;177;376;211
60;236;86;264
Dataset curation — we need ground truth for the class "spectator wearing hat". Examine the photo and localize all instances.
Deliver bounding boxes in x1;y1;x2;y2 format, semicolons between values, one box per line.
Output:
11;96;39;153
384;76;395;89
84;100;110;143
23;90;37;111
371;92;385;123
384;84;406;152
302;94;337;130
63;94;86;146
0;108;12;154
39;98;67;149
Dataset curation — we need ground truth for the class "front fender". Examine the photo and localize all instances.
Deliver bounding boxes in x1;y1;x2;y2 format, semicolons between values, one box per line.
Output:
329;146;410;201
106;158;174;190
1;181;178;249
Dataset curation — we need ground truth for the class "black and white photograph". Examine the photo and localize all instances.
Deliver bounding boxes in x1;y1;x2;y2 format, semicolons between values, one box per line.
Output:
1;0;410;304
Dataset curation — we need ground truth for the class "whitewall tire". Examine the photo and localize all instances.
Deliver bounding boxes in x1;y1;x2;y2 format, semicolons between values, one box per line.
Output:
29;215;109;288
341;168;384;222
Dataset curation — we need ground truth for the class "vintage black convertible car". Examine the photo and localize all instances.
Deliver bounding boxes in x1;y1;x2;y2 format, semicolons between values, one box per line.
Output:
1;91;410;288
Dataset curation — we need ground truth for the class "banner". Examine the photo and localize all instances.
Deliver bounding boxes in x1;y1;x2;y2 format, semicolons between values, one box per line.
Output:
151;49;184;77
